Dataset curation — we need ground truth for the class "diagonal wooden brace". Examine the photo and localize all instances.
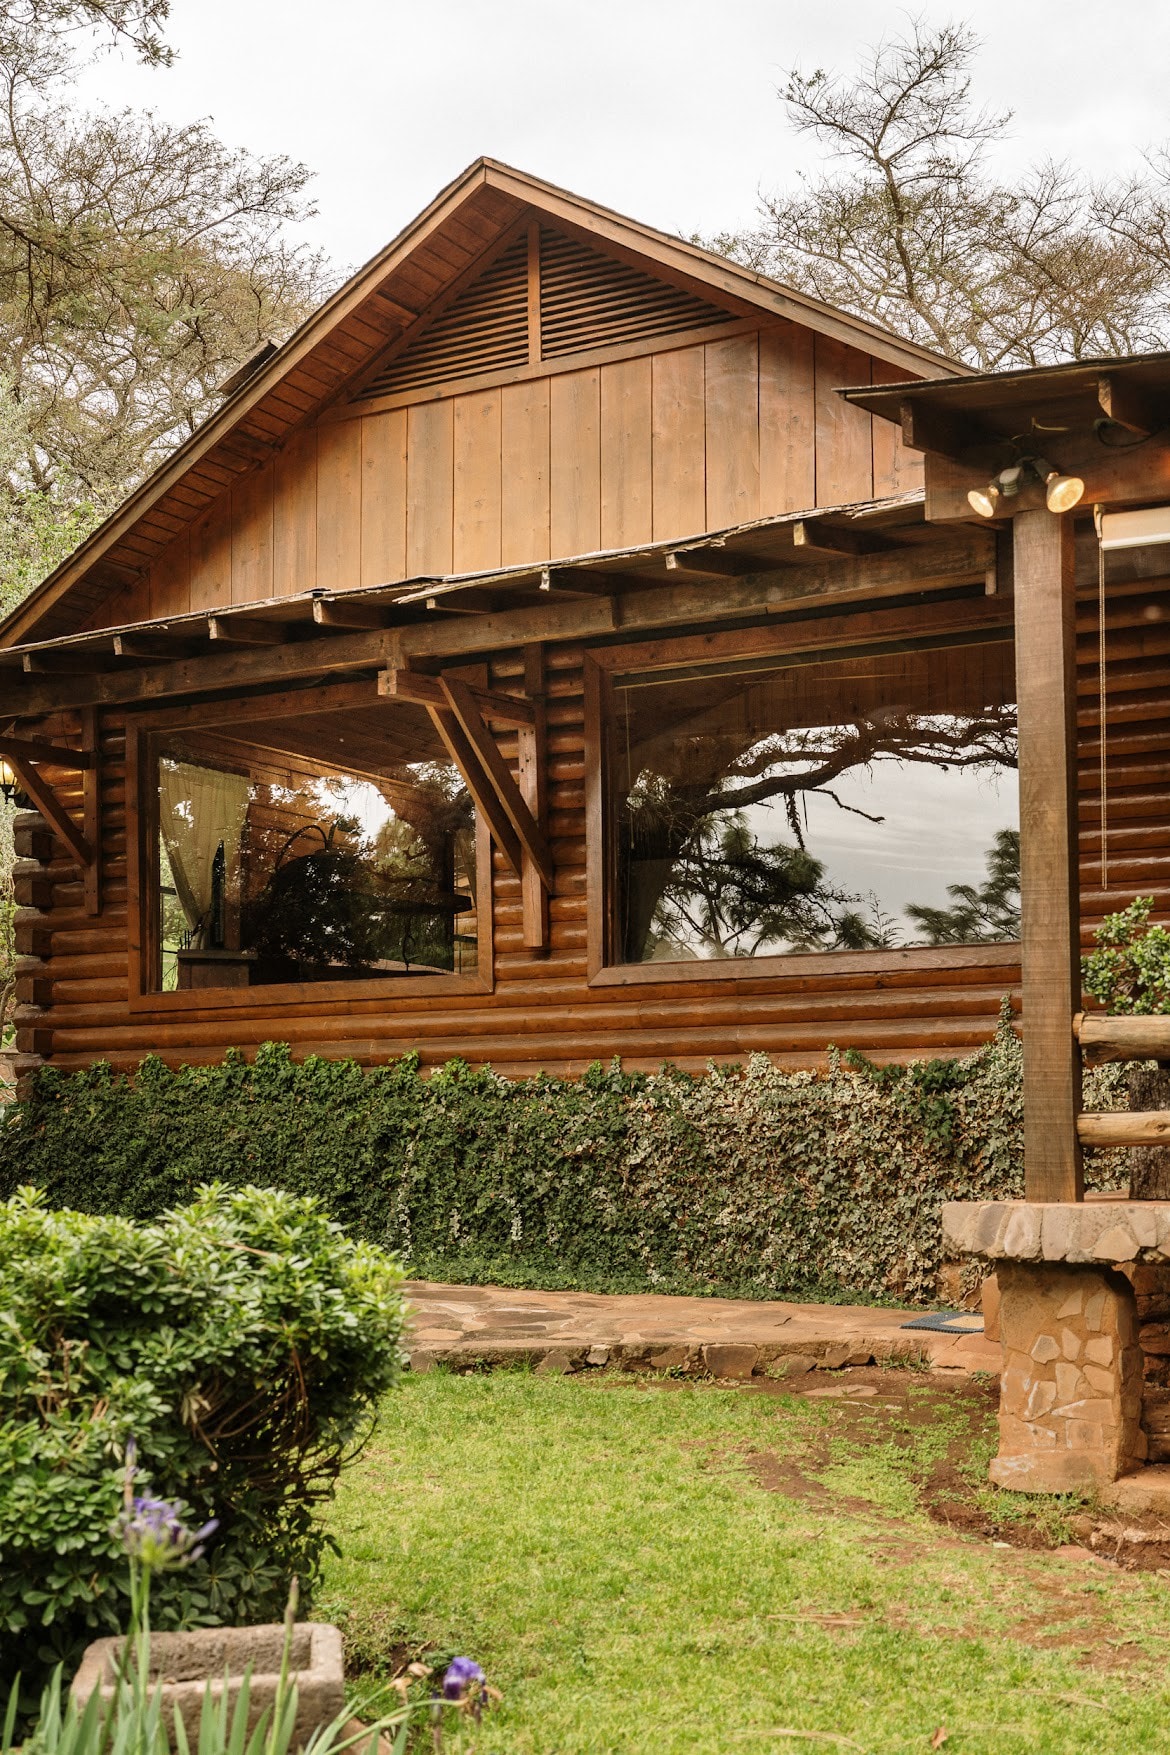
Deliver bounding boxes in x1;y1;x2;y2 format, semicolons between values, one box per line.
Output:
9;757;93;869
0;733;93;769
425;704;525;878
438;675;555;893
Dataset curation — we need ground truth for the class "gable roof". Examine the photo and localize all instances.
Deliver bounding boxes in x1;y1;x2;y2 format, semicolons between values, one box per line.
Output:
0;157;967;649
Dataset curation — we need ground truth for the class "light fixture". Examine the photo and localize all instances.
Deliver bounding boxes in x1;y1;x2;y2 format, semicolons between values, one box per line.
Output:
966;484;1000;518
0;757;16;805
967;455;1084;518
1044;470;1085;513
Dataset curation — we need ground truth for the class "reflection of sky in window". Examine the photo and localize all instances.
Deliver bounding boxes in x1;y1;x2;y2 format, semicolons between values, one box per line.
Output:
741;755;1018;936
313;775;394;843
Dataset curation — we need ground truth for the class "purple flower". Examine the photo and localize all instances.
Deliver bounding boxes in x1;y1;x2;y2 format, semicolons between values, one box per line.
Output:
117;1495;219;1572
441;1657;486;1704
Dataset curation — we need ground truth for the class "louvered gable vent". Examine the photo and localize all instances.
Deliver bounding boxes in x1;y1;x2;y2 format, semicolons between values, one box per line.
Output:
352;222;736;402
538;228;733;358
358;233;530;399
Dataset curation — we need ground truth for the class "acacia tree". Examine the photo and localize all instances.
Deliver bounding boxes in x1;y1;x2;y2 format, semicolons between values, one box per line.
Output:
0;2;329;613
5;2;174;65
716;19;1170;368
621;708;1018;959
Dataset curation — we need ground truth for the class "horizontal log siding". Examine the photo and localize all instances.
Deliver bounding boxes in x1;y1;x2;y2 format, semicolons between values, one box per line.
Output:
15;573;1168;1078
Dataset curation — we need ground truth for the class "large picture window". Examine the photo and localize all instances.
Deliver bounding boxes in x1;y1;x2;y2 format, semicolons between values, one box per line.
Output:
148;702;481;994
610;636;1018;967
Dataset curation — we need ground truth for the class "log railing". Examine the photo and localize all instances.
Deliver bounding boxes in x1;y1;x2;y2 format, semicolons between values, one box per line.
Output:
1074;1012;1170;1147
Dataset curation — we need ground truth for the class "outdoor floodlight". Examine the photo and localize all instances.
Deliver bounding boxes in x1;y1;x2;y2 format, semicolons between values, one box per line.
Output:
1044;471;1086;513
967;456;1085;518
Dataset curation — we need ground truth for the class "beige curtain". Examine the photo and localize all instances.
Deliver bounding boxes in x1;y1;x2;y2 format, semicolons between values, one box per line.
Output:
159;760;250;947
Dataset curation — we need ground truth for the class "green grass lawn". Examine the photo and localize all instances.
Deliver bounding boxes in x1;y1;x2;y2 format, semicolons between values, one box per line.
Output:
319;1370;1170;1754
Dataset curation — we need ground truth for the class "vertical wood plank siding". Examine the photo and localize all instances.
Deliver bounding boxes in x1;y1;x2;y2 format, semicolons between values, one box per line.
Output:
24;574;1166;1078
133;327;923;625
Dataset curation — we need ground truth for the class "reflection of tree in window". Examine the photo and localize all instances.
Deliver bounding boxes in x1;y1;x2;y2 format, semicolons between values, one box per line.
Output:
906;827;1020;945
241;766;475;976
156;725;477;990
616;643;1019;963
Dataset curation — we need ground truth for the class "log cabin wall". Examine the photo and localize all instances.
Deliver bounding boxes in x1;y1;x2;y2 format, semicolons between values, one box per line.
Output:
85;319;922;632
17;559;1167;1078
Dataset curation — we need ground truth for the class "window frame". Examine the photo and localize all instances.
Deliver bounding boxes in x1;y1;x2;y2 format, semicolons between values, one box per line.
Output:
583;616;1022;989
126;710;494;1015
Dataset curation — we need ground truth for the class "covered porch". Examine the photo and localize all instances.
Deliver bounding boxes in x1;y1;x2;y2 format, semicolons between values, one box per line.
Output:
850;352;1170;1499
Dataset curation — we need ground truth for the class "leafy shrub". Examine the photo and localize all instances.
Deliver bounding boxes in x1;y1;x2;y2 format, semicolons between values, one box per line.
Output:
0;1184;407;1694
0;1010;1127;1316
1082;895;1170;1015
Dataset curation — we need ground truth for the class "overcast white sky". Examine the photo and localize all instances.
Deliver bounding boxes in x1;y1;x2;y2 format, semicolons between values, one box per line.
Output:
73;0;1170;277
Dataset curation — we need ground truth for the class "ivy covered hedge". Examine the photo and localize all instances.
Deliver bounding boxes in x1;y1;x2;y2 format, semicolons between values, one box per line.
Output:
0;1006;1126;1305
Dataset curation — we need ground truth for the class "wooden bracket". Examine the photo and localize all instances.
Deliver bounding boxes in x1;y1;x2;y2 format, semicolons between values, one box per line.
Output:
427;674;555;899
0;733;93;769
425;703;524;876
8;756;93;870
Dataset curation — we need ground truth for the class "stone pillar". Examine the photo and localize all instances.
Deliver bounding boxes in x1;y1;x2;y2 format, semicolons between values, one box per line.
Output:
994;1261;1146;1491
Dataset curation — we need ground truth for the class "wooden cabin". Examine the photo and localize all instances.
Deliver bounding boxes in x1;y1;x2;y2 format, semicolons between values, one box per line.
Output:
2;160;1167;1092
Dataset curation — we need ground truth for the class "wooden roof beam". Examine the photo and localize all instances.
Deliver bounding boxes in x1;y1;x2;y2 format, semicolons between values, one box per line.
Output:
1097;373;1162;438
0;529;993;718
792;519;896;559
900;397;983;459
207;617;296;645
312;598;395;630
23;650;117;674
113;632;207;659
665;550;761;578
539;566;639;597
422;588;502;614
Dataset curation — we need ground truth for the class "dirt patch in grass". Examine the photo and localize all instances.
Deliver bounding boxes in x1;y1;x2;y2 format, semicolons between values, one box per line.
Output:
737;1366;1170;1575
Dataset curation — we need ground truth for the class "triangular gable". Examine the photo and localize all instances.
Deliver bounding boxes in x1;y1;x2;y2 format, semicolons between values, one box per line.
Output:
1;157;967;648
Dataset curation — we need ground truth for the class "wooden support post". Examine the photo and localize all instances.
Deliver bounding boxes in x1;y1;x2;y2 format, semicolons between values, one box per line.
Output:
1014;507;1083;1200
81;708;101;916
517;644;549;953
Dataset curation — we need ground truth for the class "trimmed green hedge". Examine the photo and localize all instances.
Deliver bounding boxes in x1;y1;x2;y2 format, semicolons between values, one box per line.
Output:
0;1006;1126;1305
0;1183;406;1693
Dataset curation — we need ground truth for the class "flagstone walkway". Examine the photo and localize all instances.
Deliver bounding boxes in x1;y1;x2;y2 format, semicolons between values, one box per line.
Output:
405;1281;1001;1378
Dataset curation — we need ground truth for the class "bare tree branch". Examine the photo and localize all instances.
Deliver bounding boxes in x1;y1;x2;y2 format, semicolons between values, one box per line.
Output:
712;18;1168;368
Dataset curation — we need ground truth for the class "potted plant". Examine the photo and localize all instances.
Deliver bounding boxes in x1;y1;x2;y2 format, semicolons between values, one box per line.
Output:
1082;896;1170;1198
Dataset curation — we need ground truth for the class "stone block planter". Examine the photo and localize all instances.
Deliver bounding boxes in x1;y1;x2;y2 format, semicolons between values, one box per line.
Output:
70;1623;345;1748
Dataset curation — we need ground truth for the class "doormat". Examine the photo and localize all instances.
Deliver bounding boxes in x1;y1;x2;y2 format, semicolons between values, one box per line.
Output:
900;1311;985;1334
